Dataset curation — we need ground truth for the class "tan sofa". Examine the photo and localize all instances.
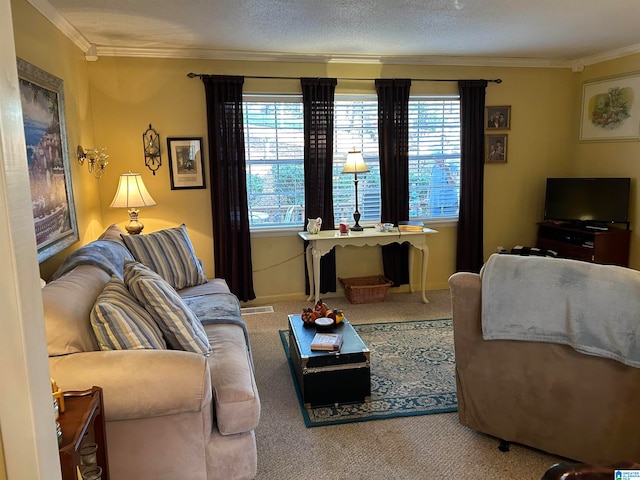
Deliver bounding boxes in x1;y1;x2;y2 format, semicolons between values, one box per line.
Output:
449;254;640;464
43;225;260;479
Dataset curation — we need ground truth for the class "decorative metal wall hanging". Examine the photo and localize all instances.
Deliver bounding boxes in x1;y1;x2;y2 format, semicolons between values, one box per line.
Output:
142;124;162;174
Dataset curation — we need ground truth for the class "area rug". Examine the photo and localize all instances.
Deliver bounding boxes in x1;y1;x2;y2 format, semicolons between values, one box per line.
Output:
278;318;457;427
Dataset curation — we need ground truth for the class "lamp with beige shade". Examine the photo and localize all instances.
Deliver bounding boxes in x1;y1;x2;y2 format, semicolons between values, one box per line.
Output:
110;172;157;234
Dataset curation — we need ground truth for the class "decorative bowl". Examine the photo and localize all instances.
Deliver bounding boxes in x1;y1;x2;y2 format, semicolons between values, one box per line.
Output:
314;317;335;331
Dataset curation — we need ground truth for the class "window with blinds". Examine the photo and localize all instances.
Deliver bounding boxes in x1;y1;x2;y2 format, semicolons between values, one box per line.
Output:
333;97;380;224
243;96;305;227
408;97;461;219
243;94;460;229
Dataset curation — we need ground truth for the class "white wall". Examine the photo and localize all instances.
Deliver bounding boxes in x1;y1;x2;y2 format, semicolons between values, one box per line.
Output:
0;0;62;477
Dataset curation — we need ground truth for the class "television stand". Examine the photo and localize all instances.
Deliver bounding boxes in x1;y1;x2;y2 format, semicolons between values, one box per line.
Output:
536;221;630;267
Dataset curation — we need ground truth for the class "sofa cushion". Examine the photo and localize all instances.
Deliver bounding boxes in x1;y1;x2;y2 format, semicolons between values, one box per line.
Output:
90;276;167;351
43;265;110;356
179;278;231;299
204;324;261;435
124;261;212;355
121;224;207;290
98;224;128;246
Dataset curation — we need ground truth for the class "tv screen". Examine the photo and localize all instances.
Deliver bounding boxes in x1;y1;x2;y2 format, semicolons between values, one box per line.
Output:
544;177;630;225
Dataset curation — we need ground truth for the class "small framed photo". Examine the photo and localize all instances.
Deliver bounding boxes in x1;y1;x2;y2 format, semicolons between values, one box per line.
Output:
485;134;508;163
167;137;206;189
486;106;511;130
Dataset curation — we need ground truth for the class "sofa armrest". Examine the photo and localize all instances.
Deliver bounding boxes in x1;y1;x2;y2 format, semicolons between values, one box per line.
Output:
49;349;212;422
448;272;482;368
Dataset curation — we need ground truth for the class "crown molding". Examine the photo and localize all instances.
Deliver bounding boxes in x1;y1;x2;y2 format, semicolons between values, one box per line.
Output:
95;45;577;69
577;43;640;67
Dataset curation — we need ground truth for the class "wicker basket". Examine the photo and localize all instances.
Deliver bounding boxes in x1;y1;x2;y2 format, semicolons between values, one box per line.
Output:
339;275;393;304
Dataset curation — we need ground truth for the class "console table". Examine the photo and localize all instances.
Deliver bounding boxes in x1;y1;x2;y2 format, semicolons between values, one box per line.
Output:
298;228;438;304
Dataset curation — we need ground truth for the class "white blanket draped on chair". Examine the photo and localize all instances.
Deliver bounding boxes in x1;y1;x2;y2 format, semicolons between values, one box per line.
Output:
481;253;640;367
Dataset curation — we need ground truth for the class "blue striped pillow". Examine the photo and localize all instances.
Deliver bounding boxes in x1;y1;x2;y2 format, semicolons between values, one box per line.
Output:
121;224;207;290
90;276;167;351
124;261;211;356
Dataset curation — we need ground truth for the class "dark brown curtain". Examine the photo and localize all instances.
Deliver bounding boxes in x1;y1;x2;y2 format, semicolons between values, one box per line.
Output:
301;77;337;294
201;75;256;301
376;79;411;286
456;80;488;273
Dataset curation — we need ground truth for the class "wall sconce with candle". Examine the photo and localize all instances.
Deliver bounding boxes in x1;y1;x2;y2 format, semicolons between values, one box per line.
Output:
142;124;162;175
110;172;157;234
77;145;109;179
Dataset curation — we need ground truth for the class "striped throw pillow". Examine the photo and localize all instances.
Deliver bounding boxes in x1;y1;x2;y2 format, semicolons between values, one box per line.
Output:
121;224;207;290
124;261;211;356
90;276;167;351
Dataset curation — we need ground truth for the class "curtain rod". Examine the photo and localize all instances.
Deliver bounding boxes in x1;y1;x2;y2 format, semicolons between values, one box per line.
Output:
187;72;502;83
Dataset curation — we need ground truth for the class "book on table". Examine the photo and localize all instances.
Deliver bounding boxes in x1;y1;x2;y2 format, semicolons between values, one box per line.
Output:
398;221;424;232
310;333;343;351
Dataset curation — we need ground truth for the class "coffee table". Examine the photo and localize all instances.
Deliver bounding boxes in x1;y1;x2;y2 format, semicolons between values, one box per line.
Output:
287;314;371;407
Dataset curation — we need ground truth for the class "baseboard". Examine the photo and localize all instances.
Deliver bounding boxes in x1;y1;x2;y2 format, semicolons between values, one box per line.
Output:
240;283;450;307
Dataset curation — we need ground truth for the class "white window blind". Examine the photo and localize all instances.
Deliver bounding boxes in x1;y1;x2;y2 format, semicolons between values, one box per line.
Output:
409;96;461;219
243;94;460;229
333;97;380;225
243;95;305;228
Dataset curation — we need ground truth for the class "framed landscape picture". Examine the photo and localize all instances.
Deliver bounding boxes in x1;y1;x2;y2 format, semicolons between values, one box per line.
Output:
17;58;78;263
579;72;640;142
485;134;508;163
486;106;511;130
167;137;206;189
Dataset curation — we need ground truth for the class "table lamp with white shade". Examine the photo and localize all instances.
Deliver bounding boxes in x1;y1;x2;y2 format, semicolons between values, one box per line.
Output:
110;172;157;234
341;148;369;231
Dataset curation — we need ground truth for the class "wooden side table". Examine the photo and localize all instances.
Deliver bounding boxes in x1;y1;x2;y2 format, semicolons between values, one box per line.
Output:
58;386;109;480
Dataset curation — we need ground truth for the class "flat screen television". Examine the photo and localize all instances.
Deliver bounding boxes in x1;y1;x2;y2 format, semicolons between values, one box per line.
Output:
543;177;630;226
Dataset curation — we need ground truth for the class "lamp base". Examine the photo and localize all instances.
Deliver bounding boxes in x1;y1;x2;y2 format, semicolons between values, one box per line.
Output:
351;211;363;231
126;209;144;235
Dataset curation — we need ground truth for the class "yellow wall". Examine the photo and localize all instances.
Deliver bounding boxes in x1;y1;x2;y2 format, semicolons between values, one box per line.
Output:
574;55;640;267
86;58;577;299
11;0;103;280
11;0;640;302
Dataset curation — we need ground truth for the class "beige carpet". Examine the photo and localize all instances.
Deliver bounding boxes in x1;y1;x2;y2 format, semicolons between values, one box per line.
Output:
243;290;564;480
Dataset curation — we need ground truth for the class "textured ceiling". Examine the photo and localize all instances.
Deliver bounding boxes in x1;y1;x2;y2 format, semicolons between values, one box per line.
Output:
30;0;640;66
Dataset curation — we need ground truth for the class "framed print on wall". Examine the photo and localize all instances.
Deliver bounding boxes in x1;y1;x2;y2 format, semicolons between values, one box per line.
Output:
17;58;79;263
486;106;511;130
167;137;206;189
485;134;508;163
579;72;640;142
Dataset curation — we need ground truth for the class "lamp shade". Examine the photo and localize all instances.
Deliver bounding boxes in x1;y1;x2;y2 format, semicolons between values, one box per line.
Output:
110;173;157;209
342;149;370;174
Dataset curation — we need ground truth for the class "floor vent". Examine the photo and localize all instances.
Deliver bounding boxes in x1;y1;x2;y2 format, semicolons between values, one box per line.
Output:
241;306;274;315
